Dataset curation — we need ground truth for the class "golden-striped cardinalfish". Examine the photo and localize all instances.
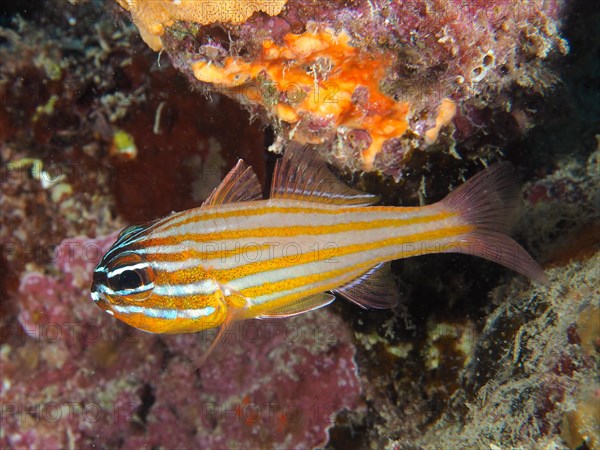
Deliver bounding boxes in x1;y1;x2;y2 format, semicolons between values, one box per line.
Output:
91;144;547;365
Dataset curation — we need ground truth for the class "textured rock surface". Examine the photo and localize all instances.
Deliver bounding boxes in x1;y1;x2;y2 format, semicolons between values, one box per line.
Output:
117;0;569;178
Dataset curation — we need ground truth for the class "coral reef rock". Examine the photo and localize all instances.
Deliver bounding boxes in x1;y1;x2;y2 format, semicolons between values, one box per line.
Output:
115;0;568;176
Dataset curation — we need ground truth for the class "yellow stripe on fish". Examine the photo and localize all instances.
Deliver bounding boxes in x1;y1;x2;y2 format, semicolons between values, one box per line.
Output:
91;143;548;364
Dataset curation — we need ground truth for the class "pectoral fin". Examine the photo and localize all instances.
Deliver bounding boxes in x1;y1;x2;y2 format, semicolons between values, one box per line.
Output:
190;286;250;370
258;293;335;318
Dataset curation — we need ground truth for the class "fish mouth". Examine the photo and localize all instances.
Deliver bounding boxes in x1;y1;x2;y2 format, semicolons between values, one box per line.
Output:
90;287;108;305
89;284;115;316
90;270;107;303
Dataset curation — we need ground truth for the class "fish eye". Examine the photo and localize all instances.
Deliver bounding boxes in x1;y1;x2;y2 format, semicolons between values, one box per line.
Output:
106;252;155;301
109;269;145;291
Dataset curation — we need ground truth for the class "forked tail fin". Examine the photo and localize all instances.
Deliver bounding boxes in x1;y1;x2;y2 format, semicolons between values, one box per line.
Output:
441;162;549;284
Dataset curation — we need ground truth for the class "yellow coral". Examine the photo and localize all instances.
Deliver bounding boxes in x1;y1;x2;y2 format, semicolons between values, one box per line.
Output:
562;383;600;450
192;29;411;170
110;128;137;161
115;0;287;50
424;99;457;145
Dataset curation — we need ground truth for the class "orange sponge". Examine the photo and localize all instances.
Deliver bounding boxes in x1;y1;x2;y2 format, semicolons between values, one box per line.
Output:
192;29;410;170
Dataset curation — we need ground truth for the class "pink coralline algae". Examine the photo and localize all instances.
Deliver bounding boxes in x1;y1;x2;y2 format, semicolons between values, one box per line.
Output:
1;235;362;449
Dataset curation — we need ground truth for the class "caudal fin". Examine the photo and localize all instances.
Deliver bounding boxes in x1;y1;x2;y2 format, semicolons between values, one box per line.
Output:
442;162;549;284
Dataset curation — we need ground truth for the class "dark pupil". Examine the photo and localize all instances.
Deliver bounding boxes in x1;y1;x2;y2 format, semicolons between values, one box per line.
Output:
112;270;143;291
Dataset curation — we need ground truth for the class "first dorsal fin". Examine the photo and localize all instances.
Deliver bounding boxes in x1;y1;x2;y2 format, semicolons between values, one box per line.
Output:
270;143;379;206
202;160;263;206
334;262;399;309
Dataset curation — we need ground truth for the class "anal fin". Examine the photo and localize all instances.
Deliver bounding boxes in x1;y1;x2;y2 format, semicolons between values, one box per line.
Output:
334;262;399;309
258;293;335;318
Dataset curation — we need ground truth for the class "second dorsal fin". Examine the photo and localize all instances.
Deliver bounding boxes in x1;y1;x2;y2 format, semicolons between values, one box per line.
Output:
202;160;263;206
270;143;379;206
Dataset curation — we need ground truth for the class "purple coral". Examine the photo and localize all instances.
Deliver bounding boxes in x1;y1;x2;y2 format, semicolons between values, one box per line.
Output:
2;235;362;449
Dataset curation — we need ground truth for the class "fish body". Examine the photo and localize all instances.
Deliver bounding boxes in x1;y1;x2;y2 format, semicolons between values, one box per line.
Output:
91;145;547;345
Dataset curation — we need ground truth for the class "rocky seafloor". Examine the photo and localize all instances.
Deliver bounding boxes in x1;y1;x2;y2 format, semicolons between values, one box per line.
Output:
0;1;598;449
